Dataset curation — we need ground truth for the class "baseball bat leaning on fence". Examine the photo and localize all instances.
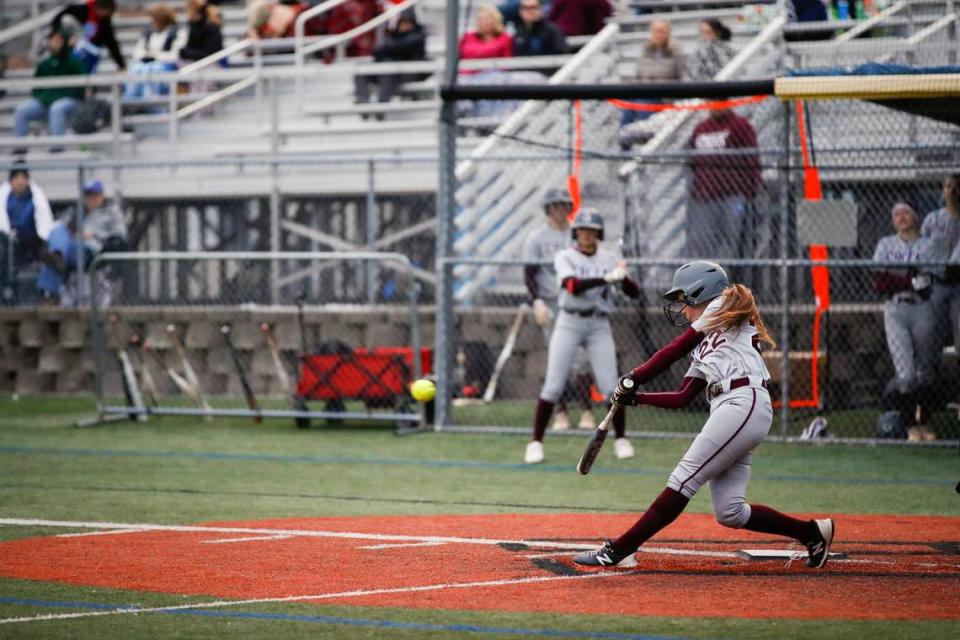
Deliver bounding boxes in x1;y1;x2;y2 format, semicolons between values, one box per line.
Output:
292;295;316;428
128;333;159;408
143;342;200;406
167;324;213;421
262;322;310;422
483;304;529;403
221;325;261;423
576;378;633;475
109;315;146;421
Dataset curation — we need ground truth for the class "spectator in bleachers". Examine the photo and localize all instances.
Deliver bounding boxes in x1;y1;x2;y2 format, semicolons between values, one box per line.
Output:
511;0;568;57
920;174;960;359
354;9;426;112
873;201;938;441
323;0;382;59
246;0;303;39
459;5;513;64
52;0;125;73
12;27;87;147
786;0;832;42
618;19;684;149
124;5;187;100
685;19;735;81
180;0;224;63
547;0;612;37
0;167;54;304
37;179;128;306
685;106;761;268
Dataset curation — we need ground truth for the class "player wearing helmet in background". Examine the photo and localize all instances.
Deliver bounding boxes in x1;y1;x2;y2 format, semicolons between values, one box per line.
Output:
524;208;640;464
574;260;834;569
522;188;597;431
920;175;960;372
875;201;939;441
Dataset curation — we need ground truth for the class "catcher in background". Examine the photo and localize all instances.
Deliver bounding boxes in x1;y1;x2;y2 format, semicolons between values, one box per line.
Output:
574;261;834;569
522;187;597;431
524;208;640;464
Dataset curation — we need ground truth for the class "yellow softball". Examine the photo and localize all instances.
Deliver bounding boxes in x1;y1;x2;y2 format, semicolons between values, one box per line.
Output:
410;379;436;402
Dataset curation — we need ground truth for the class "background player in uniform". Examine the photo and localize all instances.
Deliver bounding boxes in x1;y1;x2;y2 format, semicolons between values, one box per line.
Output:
920;174;960;380
574;261;834;569
524;209;640;464
874;202;939;441
522;187;596;430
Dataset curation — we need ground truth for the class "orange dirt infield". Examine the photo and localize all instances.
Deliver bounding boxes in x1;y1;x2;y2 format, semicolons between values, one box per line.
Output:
1;513;958;620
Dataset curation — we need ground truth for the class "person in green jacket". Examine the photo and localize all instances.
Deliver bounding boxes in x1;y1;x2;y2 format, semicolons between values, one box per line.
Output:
13;26;87;143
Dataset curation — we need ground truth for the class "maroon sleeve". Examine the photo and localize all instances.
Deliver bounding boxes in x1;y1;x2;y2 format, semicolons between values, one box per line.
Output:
635;376;707;409
874;271;911;293
561;276;606;295
629;326;703;383
524;265;540;301
621;277;640;299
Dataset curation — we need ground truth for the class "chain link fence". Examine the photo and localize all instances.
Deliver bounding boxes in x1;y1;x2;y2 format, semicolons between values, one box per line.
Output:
88;251;428;432
438;257;959;445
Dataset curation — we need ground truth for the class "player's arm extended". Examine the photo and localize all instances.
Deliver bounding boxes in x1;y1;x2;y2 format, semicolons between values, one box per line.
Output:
632;376;707;409
628;327;703;384
561;276;606;295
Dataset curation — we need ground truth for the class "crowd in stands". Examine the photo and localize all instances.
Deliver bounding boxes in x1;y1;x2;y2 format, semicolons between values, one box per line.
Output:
1;169;128;306
12;0;225;153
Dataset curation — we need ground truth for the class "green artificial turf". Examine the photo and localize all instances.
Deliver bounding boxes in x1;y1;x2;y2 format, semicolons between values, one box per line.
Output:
0;396;958;639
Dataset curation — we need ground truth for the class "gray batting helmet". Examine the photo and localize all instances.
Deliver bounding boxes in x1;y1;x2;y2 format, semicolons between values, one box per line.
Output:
570;208;604;241
662;260;729;326
542;188;573;210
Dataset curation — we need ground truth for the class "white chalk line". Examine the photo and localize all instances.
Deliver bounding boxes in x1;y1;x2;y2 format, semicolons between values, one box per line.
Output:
56;529;142;539
203;535;294;545
0;518;742;557
0;568;636;625
357;541;446;550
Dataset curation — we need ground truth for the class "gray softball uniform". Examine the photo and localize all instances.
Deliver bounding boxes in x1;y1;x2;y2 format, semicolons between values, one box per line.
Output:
522;225;590;374
521;225;570;307
921;207;960;352
538;245;621;403
665;295;773;529
873;234;939;393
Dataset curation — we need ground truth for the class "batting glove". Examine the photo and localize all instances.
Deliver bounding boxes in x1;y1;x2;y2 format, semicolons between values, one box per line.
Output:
612;374;637;404
603;265;627;283
532;298;551;327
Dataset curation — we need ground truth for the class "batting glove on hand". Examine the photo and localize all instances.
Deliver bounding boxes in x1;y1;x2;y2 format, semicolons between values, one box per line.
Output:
604;262;628;283
532;298;551;327
612;374;637;404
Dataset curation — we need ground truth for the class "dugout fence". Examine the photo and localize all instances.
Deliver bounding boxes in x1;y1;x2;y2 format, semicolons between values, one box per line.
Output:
86;251;427;431
436;257;959;445
433;3;960;444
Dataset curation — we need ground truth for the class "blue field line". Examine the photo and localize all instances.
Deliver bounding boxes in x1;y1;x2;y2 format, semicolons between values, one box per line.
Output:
0;445;952;487
0;596;700;639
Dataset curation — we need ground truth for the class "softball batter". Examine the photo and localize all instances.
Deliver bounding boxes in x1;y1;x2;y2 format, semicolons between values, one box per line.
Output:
574;260;834;569
522;187;596;430
874;202;939;439
524;208;640;464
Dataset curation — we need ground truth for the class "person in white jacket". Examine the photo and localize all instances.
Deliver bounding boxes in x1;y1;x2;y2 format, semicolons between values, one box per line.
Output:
0;167;53;303
124;4;187;100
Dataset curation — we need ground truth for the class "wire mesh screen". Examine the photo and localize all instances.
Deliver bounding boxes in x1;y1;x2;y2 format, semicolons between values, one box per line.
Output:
440;86;960;447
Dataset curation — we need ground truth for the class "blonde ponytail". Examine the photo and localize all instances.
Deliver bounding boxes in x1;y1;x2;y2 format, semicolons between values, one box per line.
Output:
696;284;776;348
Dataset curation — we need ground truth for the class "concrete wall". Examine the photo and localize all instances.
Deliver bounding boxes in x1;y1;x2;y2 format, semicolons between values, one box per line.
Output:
0;306;897;410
